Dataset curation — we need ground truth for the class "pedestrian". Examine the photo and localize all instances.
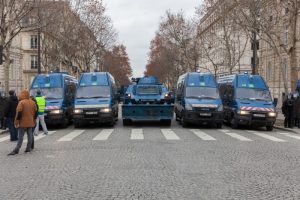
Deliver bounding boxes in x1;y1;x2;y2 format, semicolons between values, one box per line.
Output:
33;91;48;136
7;90;37;155
30;95;39;150
0;93;7;130
4;90;19;141
282;93;295;129
294;93;300;128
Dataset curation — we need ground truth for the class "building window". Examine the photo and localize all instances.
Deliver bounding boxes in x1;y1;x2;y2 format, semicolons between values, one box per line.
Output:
267;63;272;81
31;35;38;49
31;55;38;69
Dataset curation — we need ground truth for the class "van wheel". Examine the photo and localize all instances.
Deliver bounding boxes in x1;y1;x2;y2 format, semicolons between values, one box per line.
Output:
216;123;222;129
123;119;131;126
181;117;188;128
108;120;115;127
62;117;68;128
161;119;171;126
74;121;81;128
266;125;273;131
231;117;238;129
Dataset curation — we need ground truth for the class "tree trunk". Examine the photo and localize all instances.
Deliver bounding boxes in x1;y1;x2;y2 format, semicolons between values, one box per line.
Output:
289;4;298;92
4;49;10;93
290;47;297;91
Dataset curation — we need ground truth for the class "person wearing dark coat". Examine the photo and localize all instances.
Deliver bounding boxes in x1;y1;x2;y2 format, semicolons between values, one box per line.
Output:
4;90;19;141
282;94;295;128
294;95;300;128
0;94;7;130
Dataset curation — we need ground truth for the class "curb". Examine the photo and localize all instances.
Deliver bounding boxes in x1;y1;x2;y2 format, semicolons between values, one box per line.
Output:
0;130;9;135
274;126;300;134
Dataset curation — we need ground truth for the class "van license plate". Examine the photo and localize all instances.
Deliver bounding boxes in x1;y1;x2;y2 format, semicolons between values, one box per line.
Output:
253;114;265;118
200;113;212;117
86;112;98;115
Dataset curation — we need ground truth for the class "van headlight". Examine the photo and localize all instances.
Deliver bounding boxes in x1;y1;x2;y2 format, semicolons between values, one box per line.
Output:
74;109;83;114
217;105;223;112
50;109;63;114
268;112;277;117
238;110;250;115
100;108;112;113
185;103;193;111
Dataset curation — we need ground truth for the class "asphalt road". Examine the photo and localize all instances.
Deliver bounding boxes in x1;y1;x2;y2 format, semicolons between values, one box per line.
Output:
1;115;300;200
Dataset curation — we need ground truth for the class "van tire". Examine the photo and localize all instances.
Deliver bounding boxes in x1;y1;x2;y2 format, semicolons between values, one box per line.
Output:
62;117;68;128
74;121;81;128
161;119;171;126
181;117;188;128
231;117;238;129
266;125;273;131
216;123;222;129
123;119;131;126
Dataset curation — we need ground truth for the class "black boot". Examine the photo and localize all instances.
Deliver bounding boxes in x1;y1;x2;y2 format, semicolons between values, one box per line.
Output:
24;148;31;153
7;150;19;156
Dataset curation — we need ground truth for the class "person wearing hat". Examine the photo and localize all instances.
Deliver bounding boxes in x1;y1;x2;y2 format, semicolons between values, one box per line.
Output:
282;93;295;128
4;90;19;141
33;90;48;136
8;90;37;155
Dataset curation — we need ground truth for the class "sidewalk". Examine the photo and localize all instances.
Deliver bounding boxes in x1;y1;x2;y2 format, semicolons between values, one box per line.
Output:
274;111;300;134
0;129;8;135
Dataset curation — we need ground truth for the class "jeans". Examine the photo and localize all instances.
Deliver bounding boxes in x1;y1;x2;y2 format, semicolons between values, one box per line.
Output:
14;127;33;152
6;118;18;141
34;114;48;135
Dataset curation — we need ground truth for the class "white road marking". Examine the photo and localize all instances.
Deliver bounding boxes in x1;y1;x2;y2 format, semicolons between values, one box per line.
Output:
0;136;9;142
58;130;85;142
278;132;300;140
34;131;56;141
93;129;114;141
225;132;252;141
219;129;230;133
249;131;286;142
130;129;144;140
161;129;180;140
190;129;216;141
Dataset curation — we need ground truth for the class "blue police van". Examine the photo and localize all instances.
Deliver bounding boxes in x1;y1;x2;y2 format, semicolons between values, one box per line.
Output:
218;73;277;131
73;72;119;127
30;72;78;127
174;72;224;128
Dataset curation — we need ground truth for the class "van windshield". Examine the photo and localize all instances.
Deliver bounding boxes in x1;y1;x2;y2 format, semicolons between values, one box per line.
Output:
30;88;63;99
236;88;272;101
185;87;219;99
76;86;111;99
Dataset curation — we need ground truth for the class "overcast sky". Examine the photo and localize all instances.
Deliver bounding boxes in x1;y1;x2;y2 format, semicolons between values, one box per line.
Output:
104;0;201;77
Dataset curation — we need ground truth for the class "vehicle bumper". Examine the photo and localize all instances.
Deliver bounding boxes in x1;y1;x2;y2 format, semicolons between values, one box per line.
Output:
44;113;65;125
236;115;276;126
122;104;174;120
73;112;114;123
183;110;223;124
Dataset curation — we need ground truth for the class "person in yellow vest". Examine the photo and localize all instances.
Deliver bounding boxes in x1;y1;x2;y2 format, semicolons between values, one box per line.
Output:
33;91;48;136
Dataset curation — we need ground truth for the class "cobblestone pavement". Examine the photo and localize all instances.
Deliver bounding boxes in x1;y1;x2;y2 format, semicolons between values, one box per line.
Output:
1;118;300;200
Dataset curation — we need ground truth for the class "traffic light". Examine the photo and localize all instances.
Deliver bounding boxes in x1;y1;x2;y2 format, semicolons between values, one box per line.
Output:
0;45;3;65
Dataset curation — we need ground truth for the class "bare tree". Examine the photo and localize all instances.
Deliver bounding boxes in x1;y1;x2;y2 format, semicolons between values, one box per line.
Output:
0;0;36;92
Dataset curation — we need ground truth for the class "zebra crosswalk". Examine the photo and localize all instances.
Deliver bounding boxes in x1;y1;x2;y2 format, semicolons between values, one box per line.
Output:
0;128;300;144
